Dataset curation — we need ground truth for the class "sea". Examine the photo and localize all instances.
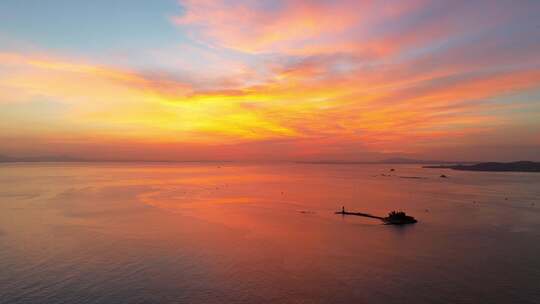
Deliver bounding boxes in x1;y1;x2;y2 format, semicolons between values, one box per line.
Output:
1;162;539;303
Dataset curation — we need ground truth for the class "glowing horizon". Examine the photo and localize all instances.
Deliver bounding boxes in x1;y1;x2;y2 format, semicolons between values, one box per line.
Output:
1;0;539;161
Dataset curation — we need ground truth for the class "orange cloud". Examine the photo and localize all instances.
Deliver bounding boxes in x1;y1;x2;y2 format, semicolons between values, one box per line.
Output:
2;47;538;161
0;52;295;145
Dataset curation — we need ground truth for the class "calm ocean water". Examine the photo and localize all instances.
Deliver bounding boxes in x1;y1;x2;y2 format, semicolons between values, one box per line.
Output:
1;162;539;303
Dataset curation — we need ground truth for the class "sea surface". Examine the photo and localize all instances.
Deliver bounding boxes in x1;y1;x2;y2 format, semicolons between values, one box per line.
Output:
1;162;539;304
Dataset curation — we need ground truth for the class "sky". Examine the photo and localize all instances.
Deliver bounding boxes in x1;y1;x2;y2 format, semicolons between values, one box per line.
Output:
1;0;539;161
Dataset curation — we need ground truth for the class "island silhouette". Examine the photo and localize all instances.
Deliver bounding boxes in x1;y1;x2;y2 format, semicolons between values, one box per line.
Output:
424;161;540;172
336;207;418;225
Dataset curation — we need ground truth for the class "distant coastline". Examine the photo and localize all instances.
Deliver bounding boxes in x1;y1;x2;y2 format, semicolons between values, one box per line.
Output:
423;161;540;172
1;155;475;164
2;155;538;170
296;158;478;165
0;155;231;164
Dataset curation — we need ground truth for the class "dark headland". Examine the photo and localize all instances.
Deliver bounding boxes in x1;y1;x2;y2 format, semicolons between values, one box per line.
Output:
424;161;540;172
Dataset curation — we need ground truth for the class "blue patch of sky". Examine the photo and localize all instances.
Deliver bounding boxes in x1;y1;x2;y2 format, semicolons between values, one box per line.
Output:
0;0;185;53
488;88;540;109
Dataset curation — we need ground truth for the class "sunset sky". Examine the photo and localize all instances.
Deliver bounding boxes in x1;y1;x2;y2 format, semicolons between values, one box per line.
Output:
1;0;539;161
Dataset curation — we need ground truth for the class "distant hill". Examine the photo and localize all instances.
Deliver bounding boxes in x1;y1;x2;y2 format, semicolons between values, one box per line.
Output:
0;154;231;163
380;158;472;164
0;155;14;162
424;161;540;172
0;155;86;163
296;158;476;165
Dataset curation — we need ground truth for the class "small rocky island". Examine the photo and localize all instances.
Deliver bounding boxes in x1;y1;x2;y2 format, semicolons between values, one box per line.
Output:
424;161;540;172
336;207;418;225
383;211;418;225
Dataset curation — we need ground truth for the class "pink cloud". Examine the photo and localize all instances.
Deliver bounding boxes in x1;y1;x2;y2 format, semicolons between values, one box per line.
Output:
173;0;411;54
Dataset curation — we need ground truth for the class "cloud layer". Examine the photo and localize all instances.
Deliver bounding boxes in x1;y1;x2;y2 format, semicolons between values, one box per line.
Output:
1;0;539;161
